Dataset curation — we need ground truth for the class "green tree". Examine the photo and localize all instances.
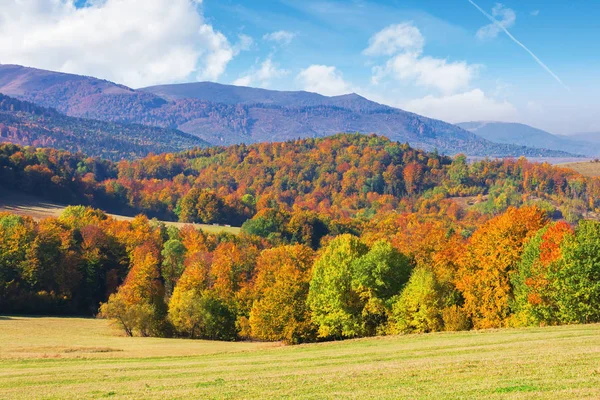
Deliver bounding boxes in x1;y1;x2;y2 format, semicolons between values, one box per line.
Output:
169;289;236;340
390;267;443;334
307;234;369;338
161;239;187;298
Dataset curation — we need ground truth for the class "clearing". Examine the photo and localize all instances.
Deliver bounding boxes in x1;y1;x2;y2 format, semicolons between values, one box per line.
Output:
0;188;241;235
561;160;600;177
1;316;599;399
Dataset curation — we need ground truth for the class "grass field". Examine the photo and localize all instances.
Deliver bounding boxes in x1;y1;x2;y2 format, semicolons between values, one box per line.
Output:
1;317;599;399
561;161;600;177
0;189;240;235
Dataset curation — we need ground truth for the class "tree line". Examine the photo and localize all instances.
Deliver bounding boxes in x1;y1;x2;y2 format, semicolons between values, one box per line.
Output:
2;204;600;343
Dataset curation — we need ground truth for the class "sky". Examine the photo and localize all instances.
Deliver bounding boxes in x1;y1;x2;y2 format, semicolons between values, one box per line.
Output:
0;0;598;134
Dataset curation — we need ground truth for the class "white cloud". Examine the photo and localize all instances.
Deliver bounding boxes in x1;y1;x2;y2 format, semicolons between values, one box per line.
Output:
263;30;296;46
0;0;247;87
403;89;518;123
373;53;480;94
366;22;480;94
296;65;351;96
530;10;540;17
363;23;424;56
233;56;289;88
476;3;516;40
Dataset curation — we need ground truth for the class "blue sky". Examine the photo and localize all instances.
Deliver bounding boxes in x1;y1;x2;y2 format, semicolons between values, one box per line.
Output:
1;0;598;133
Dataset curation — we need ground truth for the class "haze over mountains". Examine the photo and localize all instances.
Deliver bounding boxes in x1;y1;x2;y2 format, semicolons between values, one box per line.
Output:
457;122;600;157
0;64;579;158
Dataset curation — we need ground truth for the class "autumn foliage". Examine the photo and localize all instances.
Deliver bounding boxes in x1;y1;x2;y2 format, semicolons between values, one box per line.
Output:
3;135;600;343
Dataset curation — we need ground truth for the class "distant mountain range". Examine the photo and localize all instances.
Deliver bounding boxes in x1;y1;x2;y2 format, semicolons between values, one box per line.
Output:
0;64;579;158
0;94;207;160
457;121;600;157
567;132;600;146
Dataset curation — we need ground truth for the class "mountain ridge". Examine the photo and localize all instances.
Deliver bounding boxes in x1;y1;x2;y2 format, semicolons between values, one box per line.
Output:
0;92;208;160
457;121;599;157
0;64;578;158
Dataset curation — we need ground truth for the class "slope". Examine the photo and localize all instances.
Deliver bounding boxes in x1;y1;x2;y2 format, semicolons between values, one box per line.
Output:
0;64;576;157
457;121;598;156
0;93;207;160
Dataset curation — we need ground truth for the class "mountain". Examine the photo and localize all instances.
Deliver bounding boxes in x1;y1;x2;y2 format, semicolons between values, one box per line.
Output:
567;132;600;145
457;121;598;157
0;93;207;160
0;64;577;157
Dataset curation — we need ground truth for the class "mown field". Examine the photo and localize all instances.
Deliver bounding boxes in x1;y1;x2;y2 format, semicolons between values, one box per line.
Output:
0;189;240;235
1;317;599;399
561;161;600;177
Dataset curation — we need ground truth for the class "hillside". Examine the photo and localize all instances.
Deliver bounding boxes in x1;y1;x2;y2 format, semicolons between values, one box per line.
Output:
0;64;576;157
457;121;597;156
0;93;207;160
2;317;600;399
568;131;600;145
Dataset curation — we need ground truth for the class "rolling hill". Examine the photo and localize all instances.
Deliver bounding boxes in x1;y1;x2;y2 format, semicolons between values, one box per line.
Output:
0;64;577;157
0;93;207;160
457;121;599;157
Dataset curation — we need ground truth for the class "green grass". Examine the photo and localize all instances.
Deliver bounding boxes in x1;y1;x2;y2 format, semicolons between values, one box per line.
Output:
1;317;599;399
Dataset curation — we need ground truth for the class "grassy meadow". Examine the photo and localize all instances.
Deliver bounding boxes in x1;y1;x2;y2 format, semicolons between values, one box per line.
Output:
561;161;600;177
1;317;599;399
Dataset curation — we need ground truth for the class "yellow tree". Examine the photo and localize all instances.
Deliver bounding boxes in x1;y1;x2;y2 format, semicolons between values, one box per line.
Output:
248;245;316;343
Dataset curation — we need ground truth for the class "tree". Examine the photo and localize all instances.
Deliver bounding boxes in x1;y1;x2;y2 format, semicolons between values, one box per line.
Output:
168;289;236;340
168;252;236;340
457;207;548;329
161;239;186;298
99;292;154;337
390;267;443;334
101;242;168;336
511;222;573;326
249;245;316;343
307;234;369;338
551;221;600;324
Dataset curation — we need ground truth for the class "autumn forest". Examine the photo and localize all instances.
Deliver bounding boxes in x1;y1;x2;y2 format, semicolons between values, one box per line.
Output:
1;134;600;343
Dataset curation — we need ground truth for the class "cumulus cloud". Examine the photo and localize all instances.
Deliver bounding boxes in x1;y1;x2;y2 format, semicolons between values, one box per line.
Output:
296;65;351;96
373;53;480;95
233;56;289;88
363;23;424;56
366;22;480;94
476;3;516;40
263;30;296;46
403;89;518;123
0;0;247;87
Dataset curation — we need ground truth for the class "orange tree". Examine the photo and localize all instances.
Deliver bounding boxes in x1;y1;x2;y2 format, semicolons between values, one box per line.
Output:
457;206;548;329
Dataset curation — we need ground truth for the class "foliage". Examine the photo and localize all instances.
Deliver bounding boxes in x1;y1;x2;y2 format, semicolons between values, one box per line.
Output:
390;267;444;334
248;245;316;344
457;207;548;329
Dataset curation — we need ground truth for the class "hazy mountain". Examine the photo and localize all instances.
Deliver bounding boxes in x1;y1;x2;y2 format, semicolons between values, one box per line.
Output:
0;64;577;157
0;93;207;160
567;132;600;145
457;121;597;156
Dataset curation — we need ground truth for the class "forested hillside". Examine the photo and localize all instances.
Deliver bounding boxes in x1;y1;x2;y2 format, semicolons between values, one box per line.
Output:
1;134;600;342
0;94;207;160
